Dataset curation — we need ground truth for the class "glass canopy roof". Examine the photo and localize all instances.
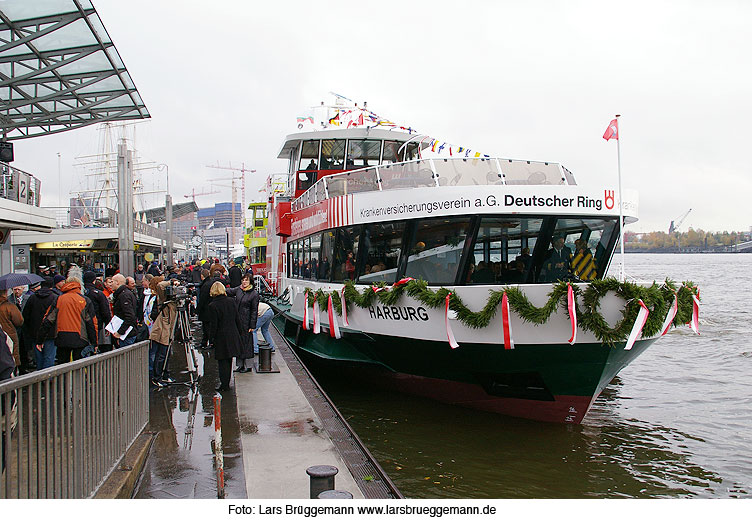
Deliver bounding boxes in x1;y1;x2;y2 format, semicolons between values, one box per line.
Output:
0;0;150;139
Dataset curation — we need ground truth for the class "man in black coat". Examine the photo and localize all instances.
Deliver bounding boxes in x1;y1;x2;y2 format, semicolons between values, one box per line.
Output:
21;277;59;370
228;260;242;288
190;264;202;285
542;236;572;282
197;269;215;347
83;271;111;337
111;274;139;347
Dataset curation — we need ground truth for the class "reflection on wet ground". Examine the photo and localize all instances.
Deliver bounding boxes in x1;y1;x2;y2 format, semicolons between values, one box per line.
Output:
134;325;247;499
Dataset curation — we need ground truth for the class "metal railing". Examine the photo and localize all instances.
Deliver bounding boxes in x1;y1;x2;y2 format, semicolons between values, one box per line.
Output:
0;342;149;499
292;157;574;212
43;206;186;247
1;161;42;206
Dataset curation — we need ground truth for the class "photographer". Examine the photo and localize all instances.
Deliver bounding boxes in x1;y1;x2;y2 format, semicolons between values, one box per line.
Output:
148;276;179;387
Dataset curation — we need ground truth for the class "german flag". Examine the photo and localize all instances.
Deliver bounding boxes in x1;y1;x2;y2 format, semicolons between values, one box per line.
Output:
329;112;340;125
572;251;597;280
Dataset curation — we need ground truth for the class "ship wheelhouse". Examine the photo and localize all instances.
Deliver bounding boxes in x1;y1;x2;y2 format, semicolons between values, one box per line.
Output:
277;128;428;200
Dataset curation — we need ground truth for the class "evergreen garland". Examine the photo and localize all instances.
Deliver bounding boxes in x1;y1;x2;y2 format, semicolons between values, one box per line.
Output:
303;278;699;346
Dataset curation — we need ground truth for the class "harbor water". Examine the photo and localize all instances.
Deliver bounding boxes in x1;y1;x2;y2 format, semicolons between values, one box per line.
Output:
315;253;752;498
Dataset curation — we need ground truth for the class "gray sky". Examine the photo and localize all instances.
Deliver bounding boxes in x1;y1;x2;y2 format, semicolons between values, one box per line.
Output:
12;0;751;233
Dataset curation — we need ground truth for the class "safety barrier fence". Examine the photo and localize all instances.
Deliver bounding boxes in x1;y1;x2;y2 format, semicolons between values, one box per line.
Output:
0;341;149;498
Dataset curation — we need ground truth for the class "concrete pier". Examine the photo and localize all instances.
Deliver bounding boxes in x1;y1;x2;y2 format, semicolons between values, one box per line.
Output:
233;332;365;499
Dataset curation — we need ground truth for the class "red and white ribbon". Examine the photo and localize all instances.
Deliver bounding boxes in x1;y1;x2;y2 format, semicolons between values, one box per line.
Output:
327;295;341;339
660;292;678;336
567;283;577;345
689;291;700;335
625;299;650;350
313;293;321;334
445;293;459;349
501;292;514;350
394;277;414;287
339;286;349;327
303;291;310;330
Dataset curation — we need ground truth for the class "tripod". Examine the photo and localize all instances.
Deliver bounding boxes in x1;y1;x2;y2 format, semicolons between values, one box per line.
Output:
157;297;202;386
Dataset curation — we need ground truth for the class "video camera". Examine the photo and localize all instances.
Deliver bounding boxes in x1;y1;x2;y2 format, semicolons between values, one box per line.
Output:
164;283;191;302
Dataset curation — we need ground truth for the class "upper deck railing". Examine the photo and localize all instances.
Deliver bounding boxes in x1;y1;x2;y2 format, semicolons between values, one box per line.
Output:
1;161;42;206
291;157;575;212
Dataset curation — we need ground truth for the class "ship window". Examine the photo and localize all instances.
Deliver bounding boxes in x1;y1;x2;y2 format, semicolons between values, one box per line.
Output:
321;139;346;170
300;237;311;278
299;140;320;171
319;230;335;281
346;139;381;169
404;142;420;161
382;141;404;164
290;240;300;278
309;234;321;280
298;140;320;192
287;244;293;277
467;217;543;284
539;218;618;283
332;225;361;282
405;217;472;284
359;222;405;284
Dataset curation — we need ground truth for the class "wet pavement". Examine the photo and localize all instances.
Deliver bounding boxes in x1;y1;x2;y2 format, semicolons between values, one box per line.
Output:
133;321;247;499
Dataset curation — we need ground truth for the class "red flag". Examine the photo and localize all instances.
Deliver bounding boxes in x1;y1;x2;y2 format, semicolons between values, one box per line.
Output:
603;119;619;141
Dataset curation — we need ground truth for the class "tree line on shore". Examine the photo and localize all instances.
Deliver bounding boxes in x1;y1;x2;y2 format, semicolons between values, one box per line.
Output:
624;228;751;252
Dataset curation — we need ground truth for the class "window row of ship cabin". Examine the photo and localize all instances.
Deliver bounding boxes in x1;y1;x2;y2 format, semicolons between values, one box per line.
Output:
286;214;620;286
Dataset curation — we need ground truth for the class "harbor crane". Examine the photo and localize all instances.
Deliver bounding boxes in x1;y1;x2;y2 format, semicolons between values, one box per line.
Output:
184;187;219;201
669;208;692;234
206;162;256;249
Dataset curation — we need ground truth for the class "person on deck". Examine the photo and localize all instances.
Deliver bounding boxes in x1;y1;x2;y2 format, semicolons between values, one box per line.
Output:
542;236;572;282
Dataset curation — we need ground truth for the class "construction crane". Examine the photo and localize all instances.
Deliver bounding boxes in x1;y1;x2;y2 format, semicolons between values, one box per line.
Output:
184;187;220;201
669;208;692;234
206;162;256;250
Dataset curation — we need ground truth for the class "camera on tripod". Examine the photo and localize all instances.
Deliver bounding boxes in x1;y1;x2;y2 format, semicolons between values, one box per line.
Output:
164;284;191;303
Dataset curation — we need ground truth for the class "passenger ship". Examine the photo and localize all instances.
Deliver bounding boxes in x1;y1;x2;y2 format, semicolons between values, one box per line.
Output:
260;100;666;424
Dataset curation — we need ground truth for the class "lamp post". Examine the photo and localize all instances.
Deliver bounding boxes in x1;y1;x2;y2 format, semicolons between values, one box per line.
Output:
157;164;173;267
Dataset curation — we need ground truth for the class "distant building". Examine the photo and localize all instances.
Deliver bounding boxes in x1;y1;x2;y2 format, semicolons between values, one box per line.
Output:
196;202;244;246
173;211;198;241
198;202;243;230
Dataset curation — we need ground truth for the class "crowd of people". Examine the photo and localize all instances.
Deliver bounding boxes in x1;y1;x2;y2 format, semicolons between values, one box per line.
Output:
0;256;277;393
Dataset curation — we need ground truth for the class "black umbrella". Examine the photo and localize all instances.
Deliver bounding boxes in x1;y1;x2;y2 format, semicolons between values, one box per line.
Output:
0;273;45;290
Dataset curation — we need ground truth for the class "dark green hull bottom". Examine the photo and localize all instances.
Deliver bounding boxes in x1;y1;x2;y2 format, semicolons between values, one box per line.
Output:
273;312;654;424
